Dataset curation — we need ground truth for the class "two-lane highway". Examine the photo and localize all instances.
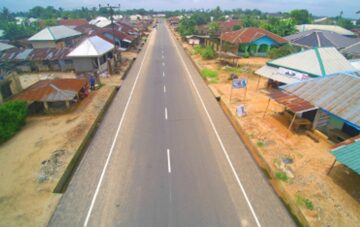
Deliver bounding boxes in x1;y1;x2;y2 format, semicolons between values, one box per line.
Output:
49;20;295;227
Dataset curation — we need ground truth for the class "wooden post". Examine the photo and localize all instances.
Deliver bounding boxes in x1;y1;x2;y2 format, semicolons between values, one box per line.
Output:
65;100;70;109
263;98;271;118
327;159;337;175
43;102;49;112
256;75;261;91
286;113;297;138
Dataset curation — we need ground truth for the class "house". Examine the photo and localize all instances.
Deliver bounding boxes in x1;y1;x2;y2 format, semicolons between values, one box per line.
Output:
220;27;288;56
0;47;74;73
185;35;210;45
12;79;88;113
58;19;89;29
341;41;360;58
67;36;114;74
280;73;360;143
89;16;112;28
285;30;359;51
296;24;356;37
28;25;82;49
95;28;136;51
219;19;241;33
255;47;357;85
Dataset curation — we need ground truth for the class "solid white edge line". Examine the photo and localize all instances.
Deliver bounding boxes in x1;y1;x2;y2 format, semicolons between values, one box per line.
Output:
83;30;155;227
165;107;168;120
167;25;262;227
167;149;171;173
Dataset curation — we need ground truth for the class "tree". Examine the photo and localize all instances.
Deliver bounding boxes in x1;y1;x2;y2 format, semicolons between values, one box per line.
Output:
242;15;259;27
208;21;219;36
178;17;197;38
260;17;297;36
232;24;241;31
268;45;299;59
0;101;27;144
336;18;354;29
290;9;312;24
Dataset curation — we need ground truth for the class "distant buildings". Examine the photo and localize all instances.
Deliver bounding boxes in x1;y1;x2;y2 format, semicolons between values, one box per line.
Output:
296;24;356;37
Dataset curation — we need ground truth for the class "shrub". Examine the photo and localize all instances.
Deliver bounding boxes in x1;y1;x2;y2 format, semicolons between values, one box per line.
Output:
275;171;288;182
0;101;27;144
268;45;299;59
296;194;314;210
200;46;216;60
192;45;216;60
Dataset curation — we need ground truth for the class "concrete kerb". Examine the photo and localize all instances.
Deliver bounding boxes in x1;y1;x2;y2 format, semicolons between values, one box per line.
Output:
172;29;309;227
53;58;136;194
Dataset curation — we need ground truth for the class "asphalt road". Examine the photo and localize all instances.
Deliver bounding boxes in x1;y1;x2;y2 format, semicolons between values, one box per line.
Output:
48;20;295;227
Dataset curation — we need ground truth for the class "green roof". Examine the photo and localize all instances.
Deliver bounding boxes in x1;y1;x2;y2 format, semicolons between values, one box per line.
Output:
331;139;360;175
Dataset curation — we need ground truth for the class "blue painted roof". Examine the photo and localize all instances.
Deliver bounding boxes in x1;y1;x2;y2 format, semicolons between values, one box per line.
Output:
332;139;360;175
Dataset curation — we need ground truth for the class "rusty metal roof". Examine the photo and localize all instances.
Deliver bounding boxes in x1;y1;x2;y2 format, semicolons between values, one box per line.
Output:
220;27;288;44
12;79;87;102
282;74;360;128
29;48;72;61
270;90;316;113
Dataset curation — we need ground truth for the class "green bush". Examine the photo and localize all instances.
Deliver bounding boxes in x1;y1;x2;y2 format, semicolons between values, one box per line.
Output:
192;45;215;60
200;46;215;60
275;171;288;182
0;101;27;144
296;194;314;210
268;45;299;59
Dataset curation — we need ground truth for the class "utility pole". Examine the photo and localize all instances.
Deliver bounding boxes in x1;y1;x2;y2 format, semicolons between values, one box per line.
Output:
99;3;121;69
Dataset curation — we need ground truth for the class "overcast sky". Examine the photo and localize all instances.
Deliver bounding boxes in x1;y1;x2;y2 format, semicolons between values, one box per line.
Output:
1;0;360;18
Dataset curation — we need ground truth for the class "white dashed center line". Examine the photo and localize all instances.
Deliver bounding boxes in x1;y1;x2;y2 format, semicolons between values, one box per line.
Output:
165;107;168;120
167;149;171;173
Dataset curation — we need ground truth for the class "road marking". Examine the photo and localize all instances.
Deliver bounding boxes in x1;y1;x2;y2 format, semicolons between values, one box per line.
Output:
163;71;165;77
162;55;164;59
83;29;155;227
165;107;168;120
167;25;262;227
167;149;171;173
164;85;166;93
162;62;165;66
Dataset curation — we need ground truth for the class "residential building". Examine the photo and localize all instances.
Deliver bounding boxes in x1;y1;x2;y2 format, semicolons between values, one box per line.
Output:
28;25;82;49
67;36;114;73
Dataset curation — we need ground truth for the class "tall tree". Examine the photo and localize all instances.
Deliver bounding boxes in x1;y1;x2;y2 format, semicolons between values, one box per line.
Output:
290;9;312;24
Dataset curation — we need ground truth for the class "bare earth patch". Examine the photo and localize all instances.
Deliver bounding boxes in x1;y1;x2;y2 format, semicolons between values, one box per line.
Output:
0;85;115;227
183;40;360;226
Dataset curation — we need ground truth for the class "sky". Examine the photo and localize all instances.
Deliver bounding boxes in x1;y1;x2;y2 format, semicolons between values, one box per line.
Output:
1;0;360;18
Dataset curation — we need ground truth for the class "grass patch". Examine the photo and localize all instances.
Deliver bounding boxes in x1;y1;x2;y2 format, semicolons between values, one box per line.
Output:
201;68;219;84
192;45;215;59
256;140;265;148
275;171;288;182
296;193;314;210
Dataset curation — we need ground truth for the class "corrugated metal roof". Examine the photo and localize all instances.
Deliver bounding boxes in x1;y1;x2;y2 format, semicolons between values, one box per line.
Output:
0;42;15;52
12;79;87;102
282;74;360;127
255;65;301;84
220;27;288;44
331;136;360;175
67;36;114;58
285;30;359;49
269;90;315;113
341;41;360;56
28;25;81;41
296;24;355;36
268;47;356;77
